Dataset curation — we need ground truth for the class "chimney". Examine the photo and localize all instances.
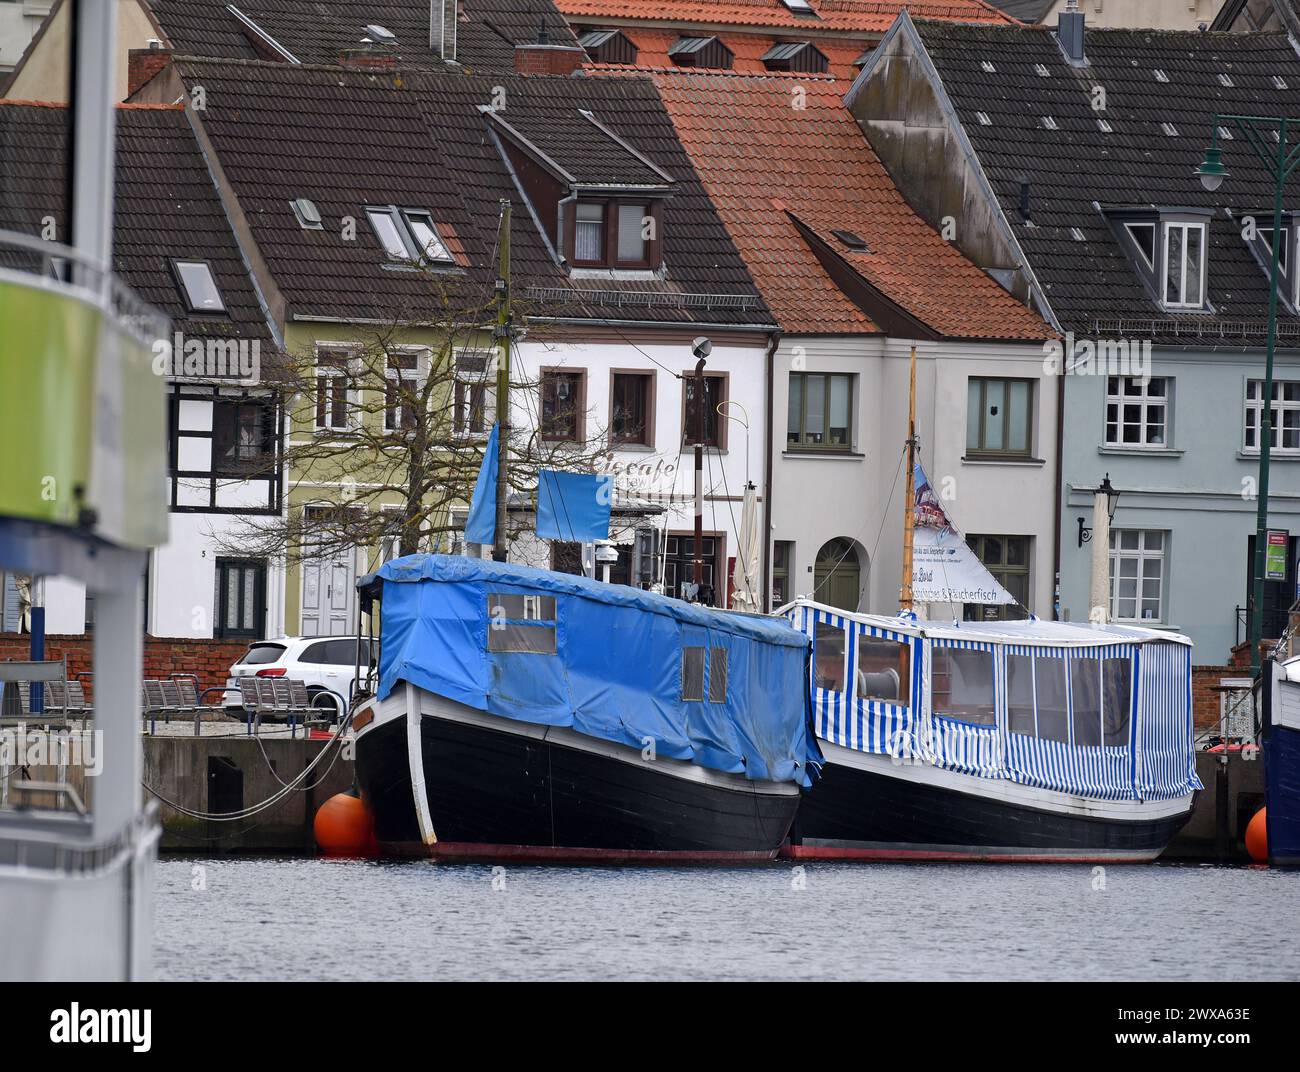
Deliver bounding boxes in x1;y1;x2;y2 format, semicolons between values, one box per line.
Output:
338;48;397;70
1057;0;1086;67
127;45;172;98
431;0;458;62
515;20;585;77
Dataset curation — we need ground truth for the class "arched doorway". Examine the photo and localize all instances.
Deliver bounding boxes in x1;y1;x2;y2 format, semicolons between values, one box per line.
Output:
815;538;863;612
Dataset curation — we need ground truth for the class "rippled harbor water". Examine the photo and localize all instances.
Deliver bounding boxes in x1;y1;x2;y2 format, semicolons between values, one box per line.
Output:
154;858;1299;982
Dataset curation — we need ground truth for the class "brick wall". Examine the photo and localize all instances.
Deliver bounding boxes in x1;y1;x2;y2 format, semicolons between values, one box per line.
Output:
514;45;585;77
1192;664;1251;732
0;633;250;702
127;48;172;97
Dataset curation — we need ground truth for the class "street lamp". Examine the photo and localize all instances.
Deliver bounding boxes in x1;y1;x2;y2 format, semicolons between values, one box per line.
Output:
1197;115;1300;677
1077;474;1119;547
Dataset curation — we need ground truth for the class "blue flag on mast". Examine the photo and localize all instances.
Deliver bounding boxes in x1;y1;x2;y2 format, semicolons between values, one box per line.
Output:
464;422;499;546
536;470;612;543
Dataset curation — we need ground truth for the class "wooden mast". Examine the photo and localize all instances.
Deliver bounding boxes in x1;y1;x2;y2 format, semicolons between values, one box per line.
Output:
899;345;917;612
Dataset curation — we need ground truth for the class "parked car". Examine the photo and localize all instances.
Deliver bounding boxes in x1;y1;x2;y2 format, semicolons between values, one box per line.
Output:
223;636;376;719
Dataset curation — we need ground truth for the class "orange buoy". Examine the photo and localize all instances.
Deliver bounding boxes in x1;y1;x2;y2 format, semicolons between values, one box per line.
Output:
1245;807;1268;864
314;791;379;858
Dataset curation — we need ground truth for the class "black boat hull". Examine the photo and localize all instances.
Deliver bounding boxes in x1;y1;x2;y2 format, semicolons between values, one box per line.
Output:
355;689;802;863
786;744;1194;863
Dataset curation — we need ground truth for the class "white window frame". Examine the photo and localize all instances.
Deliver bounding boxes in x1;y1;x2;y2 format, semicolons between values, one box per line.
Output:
384;346;429;432
365;205;455;265
1109;529;1166;624
1104;376;1170;448
314;345;360;433
1244;378;1300;456
453;348;495;441
1161;220;1208;310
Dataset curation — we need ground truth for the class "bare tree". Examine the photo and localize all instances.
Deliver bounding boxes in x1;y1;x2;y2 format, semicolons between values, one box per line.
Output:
214;275;612;567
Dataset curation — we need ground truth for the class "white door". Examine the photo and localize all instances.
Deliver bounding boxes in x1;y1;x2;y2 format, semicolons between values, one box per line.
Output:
301;548;355;635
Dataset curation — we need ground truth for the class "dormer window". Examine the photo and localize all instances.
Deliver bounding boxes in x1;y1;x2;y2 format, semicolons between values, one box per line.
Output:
1162;220;1207;309
570;200;658;269
668;36;734;69
578;29;637;65
1246;213;1300;310
1110;210;1211;312
366;206;454;266
762;41;829;74
1124;222;1156;268
574;203;605;264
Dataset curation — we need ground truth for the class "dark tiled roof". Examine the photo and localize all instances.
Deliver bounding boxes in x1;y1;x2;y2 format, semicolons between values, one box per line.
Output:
910;20;1300;344
172;58;769;327
148;0;579;72
490;107;673;187
0;101;272;345
653;72;1049;338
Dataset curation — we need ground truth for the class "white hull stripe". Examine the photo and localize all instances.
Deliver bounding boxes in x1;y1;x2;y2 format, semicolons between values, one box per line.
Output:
820;740;1193;823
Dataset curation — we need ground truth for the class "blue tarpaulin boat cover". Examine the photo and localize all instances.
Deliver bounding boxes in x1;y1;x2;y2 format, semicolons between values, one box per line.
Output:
373;555;821;786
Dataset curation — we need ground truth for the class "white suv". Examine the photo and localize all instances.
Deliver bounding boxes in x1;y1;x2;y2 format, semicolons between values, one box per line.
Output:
224;636;377;718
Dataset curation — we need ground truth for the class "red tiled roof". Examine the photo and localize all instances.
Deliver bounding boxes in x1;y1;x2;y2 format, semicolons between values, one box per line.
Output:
558;0;1014;34
650;73;1049;339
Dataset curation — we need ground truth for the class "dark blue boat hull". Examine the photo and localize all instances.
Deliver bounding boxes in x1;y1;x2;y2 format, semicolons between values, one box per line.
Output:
1265;723;1300;867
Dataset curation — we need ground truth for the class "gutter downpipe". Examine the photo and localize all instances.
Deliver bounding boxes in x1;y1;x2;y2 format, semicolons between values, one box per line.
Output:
762;328;782;611
1053;363;1065;620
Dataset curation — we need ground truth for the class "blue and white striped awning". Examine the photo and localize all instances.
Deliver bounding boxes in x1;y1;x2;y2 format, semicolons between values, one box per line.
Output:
785;601;1200;802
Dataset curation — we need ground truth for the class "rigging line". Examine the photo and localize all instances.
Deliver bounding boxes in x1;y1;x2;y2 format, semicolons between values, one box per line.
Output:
143;713;353;822
810;442;906;602
710;436;753;600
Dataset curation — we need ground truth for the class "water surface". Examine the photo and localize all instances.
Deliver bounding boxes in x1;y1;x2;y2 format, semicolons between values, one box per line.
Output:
154;858;1298;981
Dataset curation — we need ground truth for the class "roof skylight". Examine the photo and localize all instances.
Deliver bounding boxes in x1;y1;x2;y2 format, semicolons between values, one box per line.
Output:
831;229;869;251
366;206;454;265
172;259;225;313
364;24;396;43
292;197;323;230
779;0;817;14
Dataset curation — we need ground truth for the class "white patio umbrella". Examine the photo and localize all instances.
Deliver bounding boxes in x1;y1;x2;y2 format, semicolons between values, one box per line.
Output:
731;482;762;611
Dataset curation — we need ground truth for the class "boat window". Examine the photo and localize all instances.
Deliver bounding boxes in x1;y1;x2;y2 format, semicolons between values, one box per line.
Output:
708;647;728;703
931;648;996;726
1101;657;1132;746
857;636;909;706
1007;653;1036;735
1035;655;1070;743
486;593;557;654
1071;655;1103;747
682;647;706;701
489;593;555;621
814;622;847;692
